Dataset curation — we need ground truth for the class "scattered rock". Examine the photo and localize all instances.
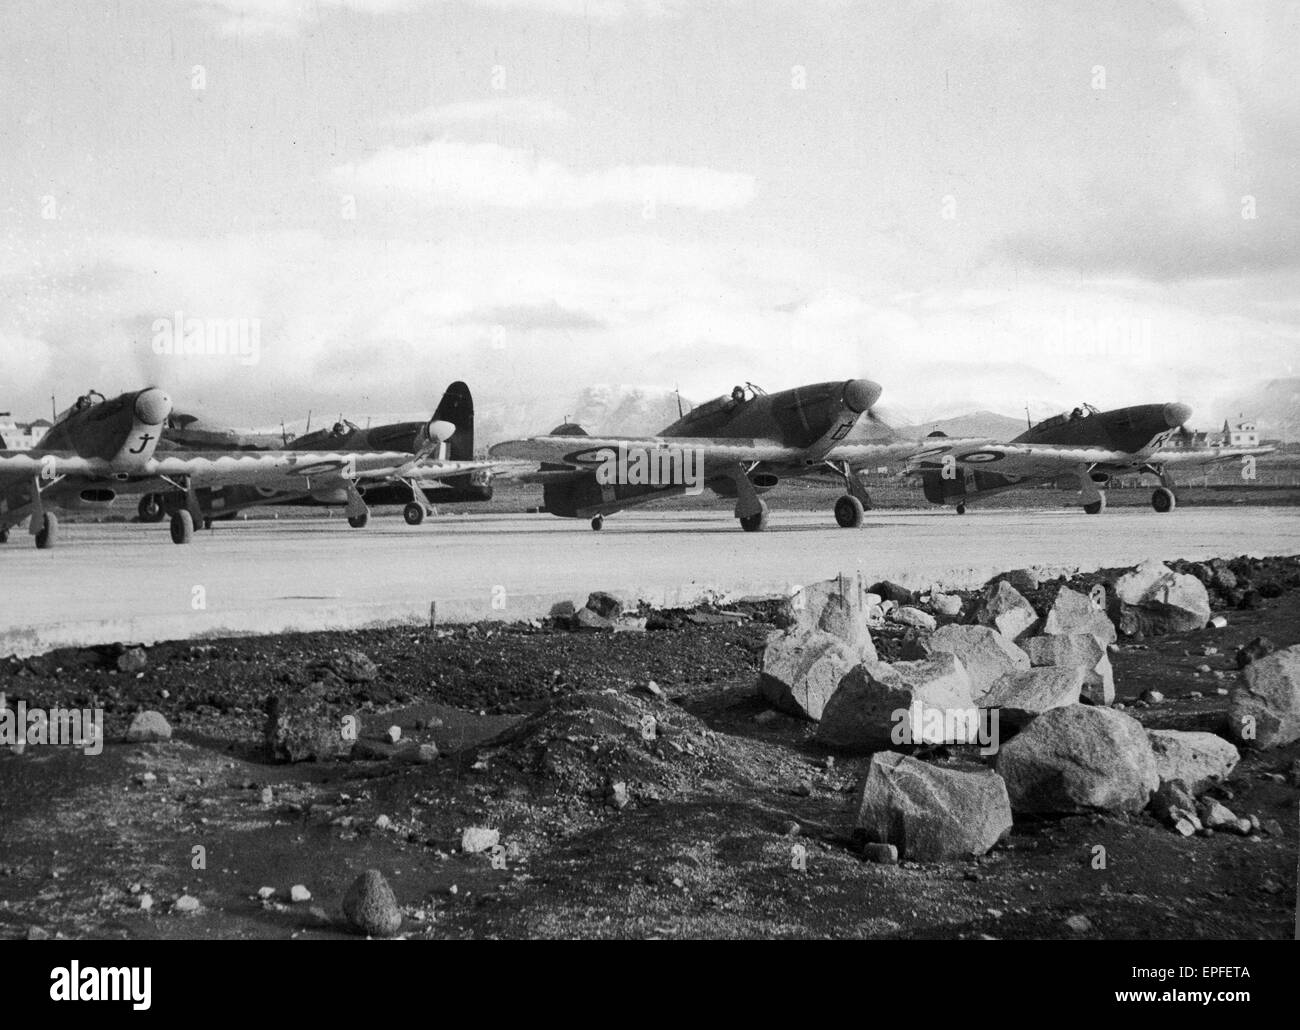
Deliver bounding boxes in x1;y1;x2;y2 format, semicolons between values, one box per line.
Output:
1023;632;1115;705
758;628;861;720
342;869;403;937
1141;689;1164;704
116;646;148;674
263;685;356;763
890;606;936;632
290;884;312;903
585;591;623;620
1147;730;1240;794
1198;798;1240;831
1235;636;1276;670
854;752;1013;862
124;710;171;743
931;593;963;617
791;576;879;661
572;607;615;633
173;894;201;914
862;842;899;864
257;886;275;900
384;725;401;744
1041;587;1117;645
1115;559;1210;637
1227;644;1300;748
1149;779;1202;833
1064;914;1092;934
977;580;1039;642
460;827;500;854
869;580;914;606
817;653;977;751
982;666;1084;726
995;705;1159;814
927;624;1029;702
325;650;379;683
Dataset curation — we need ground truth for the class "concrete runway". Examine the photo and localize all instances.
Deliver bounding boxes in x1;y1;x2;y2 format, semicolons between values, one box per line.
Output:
2;507;1298;656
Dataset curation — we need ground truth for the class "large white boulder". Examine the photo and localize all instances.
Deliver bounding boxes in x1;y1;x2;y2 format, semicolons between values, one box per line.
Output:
854;752;1013;862
1227;644;1300;748
995;704;1159;814
1146;730;1240;794
759;628;860;720
816;653;977;751
1114;559;1210;637
927;624;1029;703
1023;632;1115;705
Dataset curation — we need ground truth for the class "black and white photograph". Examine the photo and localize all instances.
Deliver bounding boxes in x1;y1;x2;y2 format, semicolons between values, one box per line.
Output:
1;0;1297;969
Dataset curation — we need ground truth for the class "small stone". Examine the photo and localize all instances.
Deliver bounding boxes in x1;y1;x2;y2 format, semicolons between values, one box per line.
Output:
862;842;899;864
385;725;401;744
375;814;391;830
342;869;403;938
1234;817;1253;836
782;821;801;837
173;894;201;914
116;646;148;673
257;886;275;900
460;827;500;853
644;680;665;698
260;786;273;805
1064;914;1092;933
610;781;630;809
125;710;172;743
26;926;50;940
138;893;153;911
1140;689;1164;704
289;884;312;903
1262;819;1283;836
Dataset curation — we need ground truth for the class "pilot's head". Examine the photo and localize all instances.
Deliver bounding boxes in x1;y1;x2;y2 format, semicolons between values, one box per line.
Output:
731;386;745;403
332;421;347;435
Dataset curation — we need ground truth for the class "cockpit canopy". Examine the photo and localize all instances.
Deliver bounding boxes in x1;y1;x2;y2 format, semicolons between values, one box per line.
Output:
54;390;106;424
1031;403;1101;432
677;383;766;425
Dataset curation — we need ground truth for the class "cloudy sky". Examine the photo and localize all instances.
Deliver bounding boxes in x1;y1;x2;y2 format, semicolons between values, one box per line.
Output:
1;0;1297;434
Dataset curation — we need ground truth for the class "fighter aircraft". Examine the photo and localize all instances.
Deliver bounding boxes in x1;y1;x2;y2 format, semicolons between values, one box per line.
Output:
0;386;492;547
490;379;924;531
906;401;1275;514
139;381;492;527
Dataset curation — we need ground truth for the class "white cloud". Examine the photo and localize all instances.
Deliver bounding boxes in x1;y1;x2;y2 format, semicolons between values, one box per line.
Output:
387;96;575;132
176;0;684;36
332;140;757;211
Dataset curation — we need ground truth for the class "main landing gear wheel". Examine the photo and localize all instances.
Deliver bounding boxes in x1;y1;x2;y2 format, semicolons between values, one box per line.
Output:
739;502;769;533
834;494;864;528
0;528;9;544
35;513;58;549
138;494;165;523
955;503;966;515
348;512;369;529
169;510;194;545
590;515;604;531
1083;495;1106;515
403;502;426;526
1151;487;1176;513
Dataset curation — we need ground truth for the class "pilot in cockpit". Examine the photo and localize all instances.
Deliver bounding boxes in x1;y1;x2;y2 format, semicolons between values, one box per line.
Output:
731;385;747;404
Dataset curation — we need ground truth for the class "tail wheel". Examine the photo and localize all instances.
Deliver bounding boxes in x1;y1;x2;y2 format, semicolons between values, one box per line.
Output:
169;510;194;544
590;515;604;531
403;502;426;526
1083;496;1106;515
1151;487;1176;513
955;503;966;515
834;495;864;528
35;513;58;549
348;512;369;529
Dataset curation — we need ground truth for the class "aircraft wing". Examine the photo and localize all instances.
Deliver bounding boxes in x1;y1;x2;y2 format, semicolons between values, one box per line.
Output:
489;436;809;471
823;440;947;466
149;451;495;489
1147;445;1276;467
903;439;1143;479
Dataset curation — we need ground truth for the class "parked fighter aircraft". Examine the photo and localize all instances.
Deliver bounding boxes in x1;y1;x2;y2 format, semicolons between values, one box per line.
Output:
0;386;492;547
906;401;1275;514
139;382;492;527
490;379;923;531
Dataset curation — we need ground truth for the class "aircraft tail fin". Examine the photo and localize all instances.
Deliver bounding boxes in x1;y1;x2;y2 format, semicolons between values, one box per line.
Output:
432;381;474;461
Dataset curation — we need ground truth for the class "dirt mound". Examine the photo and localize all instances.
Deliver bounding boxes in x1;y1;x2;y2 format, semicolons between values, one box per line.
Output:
474;689;739;806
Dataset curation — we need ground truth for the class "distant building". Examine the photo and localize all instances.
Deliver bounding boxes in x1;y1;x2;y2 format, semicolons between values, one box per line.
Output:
1225;419;1259;448
0;416;51;450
